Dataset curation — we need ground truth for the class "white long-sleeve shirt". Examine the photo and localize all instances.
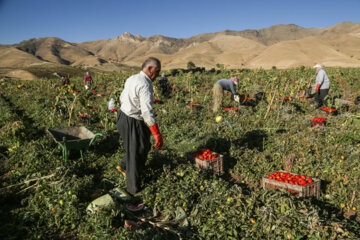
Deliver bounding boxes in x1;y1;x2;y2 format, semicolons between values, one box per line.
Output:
120;71;156;126
315;69;330;90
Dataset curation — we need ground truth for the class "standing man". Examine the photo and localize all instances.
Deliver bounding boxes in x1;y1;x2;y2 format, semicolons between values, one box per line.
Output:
116;57;163;196
212;77;240;112
313;64;330;107
84;72;93;90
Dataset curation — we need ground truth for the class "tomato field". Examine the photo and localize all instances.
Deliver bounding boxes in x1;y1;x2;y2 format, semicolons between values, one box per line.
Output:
1;67;360;239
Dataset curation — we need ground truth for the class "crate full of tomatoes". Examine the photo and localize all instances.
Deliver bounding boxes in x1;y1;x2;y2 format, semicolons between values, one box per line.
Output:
320;106;338;116
187;149;224;175
262;171;320;199
312;117;327;127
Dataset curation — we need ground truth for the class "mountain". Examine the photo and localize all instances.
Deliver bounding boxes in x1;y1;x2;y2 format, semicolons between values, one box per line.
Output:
1;21;360;74
15;37;107;66
0;45;45;67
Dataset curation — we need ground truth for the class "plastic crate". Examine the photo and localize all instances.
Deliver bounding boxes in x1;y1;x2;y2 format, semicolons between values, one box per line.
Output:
262;170;321;199
187;149;224;175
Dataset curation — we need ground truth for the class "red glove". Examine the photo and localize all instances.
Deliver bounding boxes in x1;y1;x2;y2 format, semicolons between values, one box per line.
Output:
315;83;321;93
149;124;163;149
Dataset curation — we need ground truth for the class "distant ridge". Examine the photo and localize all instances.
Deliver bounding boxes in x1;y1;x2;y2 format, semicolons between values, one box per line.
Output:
1;21;360;70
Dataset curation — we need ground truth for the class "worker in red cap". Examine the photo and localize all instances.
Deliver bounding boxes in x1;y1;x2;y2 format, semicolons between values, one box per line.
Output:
116;57;163;198
212;77;240;112
84;72;93;90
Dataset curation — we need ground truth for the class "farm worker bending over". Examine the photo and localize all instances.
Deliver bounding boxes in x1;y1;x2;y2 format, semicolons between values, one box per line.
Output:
157;73;172;97
116;57;163;196
212;77;240;112
313;64;330;107
61;76;70;86
84;72;93;90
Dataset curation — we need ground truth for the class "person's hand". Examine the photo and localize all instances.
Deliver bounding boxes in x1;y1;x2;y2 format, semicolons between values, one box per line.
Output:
315;83;321;93
149;124;163;149
234;95;240;103
153;134;163;149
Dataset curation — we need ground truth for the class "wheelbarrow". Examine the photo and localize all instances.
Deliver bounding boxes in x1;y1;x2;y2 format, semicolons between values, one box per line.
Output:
48;126;102;164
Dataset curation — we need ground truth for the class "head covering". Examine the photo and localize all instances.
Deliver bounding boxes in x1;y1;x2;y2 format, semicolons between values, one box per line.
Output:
313;64;324;69
86;72;89;75
161;73;166;78
230;77;238;85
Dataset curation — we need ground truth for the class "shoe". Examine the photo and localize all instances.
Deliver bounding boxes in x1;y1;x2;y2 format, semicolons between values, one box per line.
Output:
125;203;144;212
116;165;126;177
112;188;131;201
124;220;137;232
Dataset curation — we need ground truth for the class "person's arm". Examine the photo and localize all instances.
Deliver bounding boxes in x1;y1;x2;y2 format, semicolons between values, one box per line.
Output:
229;82;239;96
315;70;324;92
139;85;163;149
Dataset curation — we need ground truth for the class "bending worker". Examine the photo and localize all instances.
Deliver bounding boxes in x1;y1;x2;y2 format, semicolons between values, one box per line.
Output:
212;77;240;112
116;57;163;196
313;64;330;107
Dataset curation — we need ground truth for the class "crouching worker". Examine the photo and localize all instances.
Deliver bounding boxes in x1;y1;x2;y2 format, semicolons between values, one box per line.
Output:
313;64;330;107
212;77;240;112
116;57;163;196
158;73;172;97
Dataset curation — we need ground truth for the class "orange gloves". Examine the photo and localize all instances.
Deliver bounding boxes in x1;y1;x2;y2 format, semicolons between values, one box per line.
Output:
149;124;163;149
315;83;321;93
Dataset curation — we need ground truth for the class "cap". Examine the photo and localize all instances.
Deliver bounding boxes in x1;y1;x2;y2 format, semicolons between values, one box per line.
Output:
313;64;324;69
230;77;238;85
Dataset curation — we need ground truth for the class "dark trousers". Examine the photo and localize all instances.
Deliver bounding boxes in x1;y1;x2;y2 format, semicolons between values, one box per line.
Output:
315;89;329;107
116;111;151;195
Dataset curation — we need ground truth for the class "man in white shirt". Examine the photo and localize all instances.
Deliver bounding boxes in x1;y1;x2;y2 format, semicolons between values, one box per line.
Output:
116;57;163;195
313;64;330;108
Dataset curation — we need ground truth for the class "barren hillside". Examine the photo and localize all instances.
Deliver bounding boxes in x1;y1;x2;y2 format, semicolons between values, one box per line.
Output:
1;21;360;71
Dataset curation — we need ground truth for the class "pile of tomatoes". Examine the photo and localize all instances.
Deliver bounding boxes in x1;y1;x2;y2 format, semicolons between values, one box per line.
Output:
312;117;327;126
77;113;89;118
267;172;313;186
187;104;201;108
223;108;238;111
280;97;293;101
320;106;337;115
194;149;220;161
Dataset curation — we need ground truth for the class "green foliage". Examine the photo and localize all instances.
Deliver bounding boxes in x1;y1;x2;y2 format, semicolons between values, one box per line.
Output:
1;67;360;239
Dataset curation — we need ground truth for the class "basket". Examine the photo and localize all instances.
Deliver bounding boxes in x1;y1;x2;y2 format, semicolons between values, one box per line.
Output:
262;170;320;199
187;149;224;175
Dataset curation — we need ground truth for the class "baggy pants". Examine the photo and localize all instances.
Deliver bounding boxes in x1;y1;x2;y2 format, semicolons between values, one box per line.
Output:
315;89;329;108
116;110;151;195
212;83;224;112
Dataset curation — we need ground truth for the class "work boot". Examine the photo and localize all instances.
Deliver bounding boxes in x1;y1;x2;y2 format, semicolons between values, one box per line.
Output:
116;165;126;177
125;203;144;212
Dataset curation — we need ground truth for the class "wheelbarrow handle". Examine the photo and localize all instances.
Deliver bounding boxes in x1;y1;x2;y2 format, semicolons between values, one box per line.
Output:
89;133;103;146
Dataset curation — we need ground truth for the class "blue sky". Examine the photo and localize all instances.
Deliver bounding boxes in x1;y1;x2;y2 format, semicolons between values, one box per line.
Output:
0;0;360;44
